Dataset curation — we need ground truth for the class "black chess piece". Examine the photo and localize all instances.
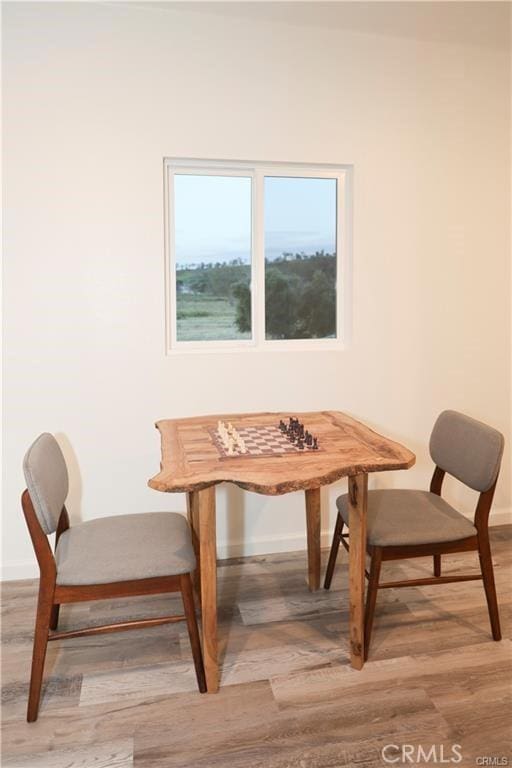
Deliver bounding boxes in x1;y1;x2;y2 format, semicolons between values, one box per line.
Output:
297;439;304;450
312;437;318;450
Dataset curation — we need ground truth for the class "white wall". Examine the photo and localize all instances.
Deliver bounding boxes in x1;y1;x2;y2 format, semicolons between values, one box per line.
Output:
3;2;511;579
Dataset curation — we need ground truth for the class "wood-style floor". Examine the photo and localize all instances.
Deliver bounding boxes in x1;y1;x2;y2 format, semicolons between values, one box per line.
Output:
2;526;511;767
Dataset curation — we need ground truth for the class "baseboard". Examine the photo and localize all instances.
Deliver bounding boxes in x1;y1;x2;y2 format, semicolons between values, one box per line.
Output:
217;508;511;559
215;531;335;561
2;509;510;581
1;558;39;582
486;507;512;527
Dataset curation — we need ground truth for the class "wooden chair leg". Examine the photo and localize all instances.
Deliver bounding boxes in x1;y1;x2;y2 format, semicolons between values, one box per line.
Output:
478;533;501;641
27;582;54;722
49;604;60;631
324;513;344;590
364;547;382;661
180;573;207;693
433;555;441;577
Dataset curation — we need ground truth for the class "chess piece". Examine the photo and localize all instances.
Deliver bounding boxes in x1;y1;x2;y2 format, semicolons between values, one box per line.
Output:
297;439;304;450
313;437;318;450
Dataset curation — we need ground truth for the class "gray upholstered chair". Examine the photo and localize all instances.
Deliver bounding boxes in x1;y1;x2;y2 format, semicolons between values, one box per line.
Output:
324;410;504;659
22;433;206;722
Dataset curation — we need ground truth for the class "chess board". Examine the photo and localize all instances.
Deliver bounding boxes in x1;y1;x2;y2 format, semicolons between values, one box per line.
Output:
209;424;320;459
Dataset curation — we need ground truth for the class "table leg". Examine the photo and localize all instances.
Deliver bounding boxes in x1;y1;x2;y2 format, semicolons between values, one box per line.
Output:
305;488;321;591
186;491;201;605
197;486;218;693
348;473;368;670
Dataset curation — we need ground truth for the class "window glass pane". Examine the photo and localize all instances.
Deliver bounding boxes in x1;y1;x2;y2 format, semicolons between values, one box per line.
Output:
264;177;337;340
174;174;252;341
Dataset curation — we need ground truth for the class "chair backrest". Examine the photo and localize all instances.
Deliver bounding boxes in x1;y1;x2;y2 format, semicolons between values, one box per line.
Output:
23;433;69;535
429;410;504;493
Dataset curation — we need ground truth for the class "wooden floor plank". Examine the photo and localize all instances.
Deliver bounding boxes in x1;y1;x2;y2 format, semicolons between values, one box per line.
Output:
133;685;451;768
270;640;512;710
79;660;202;706
1;526;510;767
2;739;133;768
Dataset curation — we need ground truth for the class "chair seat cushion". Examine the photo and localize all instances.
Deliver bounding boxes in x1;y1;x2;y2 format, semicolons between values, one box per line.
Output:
336;489;477;547
55;512;196;585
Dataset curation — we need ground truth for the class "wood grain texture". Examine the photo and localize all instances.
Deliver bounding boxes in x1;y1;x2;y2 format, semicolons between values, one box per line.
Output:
150;412;415;678
186;491;201;603
270;639;512;710
305;488;321;591
348;473;368;669
2;528;511;768
79;660;203;705
198;486;218;693
2;740;134;768
148;411;415;495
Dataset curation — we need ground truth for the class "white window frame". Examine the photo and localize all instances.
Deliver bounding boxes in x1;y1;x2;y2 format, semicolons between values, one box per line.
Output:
164;158;352;354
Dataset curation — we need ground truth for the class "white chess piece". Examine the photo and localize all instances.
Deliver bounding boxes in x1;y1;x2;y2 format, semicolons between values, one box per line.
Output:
218;422;228;447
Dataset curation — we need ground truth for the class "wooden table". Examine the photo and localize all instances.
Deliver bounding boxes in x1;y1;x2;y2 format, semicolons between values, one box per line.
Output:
149;410;415;692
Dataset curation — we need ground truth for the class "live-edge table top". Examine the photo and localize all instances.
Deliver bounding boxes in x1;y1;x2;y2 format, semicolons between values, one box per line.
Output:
148;411;416;495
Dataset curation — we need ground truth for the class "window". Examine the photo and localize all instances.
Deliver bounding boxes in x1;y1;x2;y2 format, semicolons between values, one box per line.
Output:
165;159;350;352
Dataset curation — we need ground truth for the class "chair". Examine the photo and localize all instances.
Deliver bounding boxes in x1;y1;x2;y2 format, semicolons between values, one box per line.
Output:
324;410;504;660
22;433;206;722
